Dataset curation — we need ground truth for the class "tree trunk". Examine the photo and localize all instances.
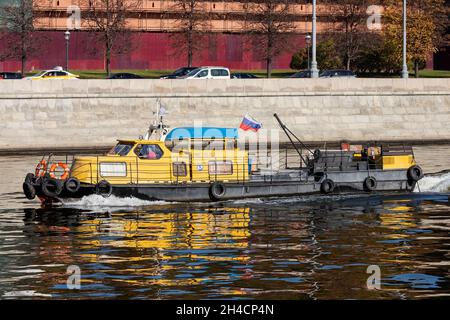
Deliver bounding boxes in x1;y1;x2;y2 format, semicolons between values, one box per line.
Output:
21;54;26;76
414;61;419;78
266;57;272;78
188;29;193;67
21;38;26;75
266;35;272;78
106;44;111;77
346;57;351;71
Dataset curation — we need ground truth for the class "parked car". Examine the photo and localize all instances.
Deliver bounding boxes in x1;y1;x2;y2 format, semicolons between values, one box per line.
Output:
0;72;22;79
24;67;79;80
319;70;356;78
231;73;258;79
160;67;198;79
288;70;312;78
108;73;142;79
182;66;231;79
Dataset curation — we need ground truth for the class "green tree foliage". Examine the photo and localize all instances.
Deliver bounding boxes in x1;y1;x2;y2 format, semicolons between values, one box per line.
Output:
383;0;447;77
290;38;342;71
290;49;308;70
355;35;401;73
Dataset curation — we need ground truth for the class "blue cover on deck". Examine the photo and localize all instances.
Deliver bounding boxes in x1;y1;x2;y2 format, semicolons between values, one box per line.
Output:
165;127;238;140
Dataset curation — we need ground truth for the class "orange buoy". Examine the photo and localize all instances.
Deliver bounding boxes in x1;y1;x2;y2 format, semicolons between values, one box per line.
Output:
49;162;70;180
35;160;47;177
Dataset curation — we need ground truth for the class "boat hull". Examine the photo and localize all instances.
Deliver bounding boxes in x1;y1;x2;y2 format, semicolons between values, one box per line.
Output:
34;169;416;203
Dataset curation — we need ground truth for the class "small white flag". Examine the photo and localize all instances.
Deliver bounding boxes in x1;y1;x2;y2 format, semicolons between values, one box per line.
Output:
159;104;167;116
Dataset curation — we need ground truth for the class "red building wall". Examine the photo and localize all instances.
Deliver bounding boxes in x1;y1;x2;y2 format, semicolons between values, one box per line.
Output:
0;31;305;72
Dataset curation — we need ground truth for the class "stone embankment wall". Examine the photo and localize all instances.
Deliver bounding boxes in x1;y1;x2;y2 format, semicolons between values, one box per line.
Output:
0;78;449;151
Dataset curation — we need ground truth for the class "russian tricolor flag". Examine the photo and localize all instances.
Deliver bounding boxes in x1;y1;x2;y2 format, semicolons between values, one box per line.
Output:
239;115;262;132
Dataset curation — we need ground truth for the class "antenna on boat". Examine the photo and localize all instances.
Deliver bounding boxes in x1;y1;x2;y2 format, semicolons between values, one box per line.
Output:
144;98;169;141
273;113;313;164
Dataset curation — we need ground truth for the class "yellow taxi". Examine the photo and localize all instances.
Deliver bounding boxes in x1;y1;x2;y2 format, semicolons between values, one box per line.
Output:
24;67;79;80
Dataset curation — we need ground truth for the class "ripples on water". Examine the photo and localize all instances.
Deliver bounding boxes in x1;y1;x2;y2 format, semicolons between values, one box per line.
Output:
0;148;449;300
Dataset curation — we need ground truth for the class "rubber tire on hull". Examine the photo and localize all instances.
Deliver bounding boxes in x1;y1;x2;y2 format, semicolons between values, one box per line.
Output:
25;173;35;184
23;182;36;200
209;182;226;201
364;176;377;192
407;165;424;182
320;179;335;194
96;180;112;198
41;179;63;198
407;179;417;191
313;149;321;160
65;178;81;193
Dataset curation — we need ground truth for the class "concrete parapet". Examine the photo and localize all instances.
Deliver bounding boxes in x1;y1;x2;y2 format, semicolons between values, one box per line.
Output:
0;78;449;150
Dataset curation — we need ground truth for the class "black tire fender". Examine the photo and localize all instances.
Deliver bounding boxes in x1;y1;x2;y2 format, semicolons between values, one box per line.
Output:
209;182;226;201
313;149;321;160
23;182;36;200
320;179;335;194
407;165;424;182
24;173;35;184
41;179;63;198
96;180;112;198
364;176;377;192
406;179;417;191
65;178;81;194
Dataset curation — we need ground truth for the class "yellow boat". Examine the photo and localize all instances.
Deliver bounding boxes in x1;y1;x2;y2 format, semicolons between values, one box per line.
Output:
22;113;424;205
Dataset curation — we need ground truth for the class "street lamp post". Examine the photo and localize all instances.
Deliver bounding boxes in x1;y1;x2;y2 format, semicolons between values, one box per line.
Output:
305;34;311;71
401;0;408;79
64;30;70;71
310;0;319;78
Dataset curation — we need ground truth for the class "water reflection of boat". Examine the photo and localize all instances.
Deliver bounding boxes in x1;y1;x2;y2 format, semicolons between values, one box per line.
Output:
19;193;449;299
22;112;424;205
22;206;254;292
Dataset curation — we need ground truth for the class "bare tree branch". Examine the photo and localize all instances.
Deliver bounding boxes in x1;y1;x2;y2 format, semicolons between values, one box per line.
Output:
0;0;45;74
242;0;296;78
169;0;211;67
80;0;140;76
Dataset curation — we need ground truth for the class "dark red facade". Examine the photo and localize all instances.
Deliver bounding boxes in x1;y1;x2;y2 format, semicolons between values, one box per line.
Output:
0;31;305;72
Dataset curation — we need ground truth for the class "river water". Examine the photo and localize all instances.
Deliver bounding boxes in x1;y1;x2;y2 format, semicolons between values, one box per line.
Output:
0;145;449;299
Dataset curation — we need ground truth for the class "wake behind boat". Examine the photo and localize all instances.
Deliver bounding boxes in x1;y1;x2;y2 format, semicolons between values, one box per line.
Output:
22;112;424;205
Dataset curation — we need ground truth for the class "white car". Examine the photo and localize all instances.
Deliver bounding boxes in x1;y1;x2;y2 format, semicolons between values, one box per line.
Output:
182;66;230;79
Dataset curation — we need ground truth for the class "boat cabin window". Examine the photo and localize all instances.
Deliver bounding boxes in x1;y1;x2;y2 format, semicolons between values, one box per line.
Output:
208;161;233;175
108;143;133;156
165;138;237;154
172;162;187;176
135;144;164;160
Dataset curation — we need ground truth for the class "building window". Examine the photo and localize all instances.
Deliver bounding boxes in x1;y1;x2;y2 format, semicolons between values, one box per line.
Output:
173;162;187;177
209;161;233;175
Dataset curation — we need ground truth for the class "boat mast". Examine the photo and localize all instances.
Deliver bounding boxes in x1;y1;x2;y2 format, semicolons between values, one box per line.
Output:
273;113;312;165
143;98;169;141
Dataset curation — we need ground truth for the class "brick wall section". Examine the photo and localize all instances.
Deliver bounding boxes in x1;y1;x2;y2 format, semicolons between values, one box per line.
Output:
0;78;449;151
